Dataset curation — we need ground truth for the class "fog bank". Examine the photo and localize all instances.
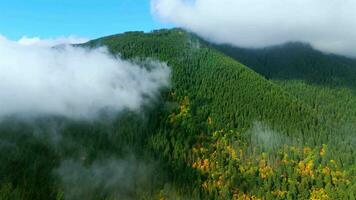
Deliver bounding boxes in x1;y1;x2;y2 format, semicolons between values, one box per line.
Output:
0;36;170;120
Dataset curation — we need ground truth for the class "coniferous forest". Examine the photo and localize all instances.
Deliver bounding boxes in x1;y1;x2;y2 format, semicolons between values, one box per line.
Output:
0;29;355;199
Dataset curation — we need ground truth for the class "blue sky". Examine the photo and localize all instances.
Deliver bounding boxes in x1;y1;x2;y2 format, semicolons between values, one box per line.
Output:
0;0;168;40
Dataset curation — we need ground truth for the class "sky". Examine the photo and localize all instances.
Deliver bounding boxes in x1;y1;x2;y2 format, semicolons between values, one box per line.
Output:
0;0;166;40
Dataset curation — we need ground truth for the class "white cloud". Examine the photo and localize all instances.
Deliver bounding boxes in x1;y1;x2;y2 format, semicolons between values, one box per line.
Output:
152;0;356;57
0;35;170;120
17;35;89;47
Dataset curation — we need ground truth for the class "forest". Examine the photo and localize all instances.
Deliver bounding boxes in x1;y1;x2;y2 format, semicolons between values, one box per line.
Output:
0;28;355;199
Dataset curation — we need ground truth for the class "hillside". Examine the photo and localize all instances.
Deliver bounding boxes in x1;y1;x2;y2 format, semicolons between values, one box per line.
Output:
214;42;356;89
88;29;355;199
88;29;319;137
0;29;355;200
214;42;356;164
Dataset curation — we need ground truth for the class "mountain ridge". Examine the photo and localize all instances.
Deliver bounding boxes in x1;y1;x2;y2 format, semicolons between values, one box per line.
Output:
214;40;356;90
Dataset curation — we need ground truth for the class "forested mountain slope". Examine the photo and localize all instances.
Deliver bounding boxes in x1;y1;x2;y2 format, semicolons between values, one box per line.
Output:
88;29;355;199
88;29;319;138
0;29;355;200
214;42;356;163
214;42;356;89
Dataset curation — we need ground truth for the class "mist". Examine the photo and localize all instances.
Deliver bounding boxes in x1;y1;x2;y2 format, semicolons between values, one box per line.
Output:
151;0;356;58
249;122;290;153
55;156;157;200
0;35;170;120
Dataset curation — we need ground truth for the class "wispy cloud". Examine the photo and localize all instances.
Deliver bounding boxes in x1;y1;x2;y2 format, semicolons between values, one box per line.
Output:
55;156;156;200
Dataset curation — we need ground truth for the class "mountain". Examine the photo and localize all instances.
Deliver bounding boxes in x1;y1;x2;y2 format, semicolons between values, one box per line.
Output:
214;42;356;154
214;42;356;89
0;29;355;200
88;29;319;137
88;29;355;199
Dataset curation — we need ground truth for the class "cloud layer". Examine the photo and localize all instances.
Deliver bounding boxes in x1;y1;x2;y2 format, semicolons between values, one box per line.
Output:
0;36;170;119
17;35;89;47
152;0;356;57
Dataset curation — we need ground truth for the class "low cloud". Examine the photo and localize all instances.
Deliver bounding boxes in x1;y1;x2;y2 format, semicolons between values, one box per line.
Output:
17;35;89;47
0;35;170;120
249;122;290;153
152;0;356;57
